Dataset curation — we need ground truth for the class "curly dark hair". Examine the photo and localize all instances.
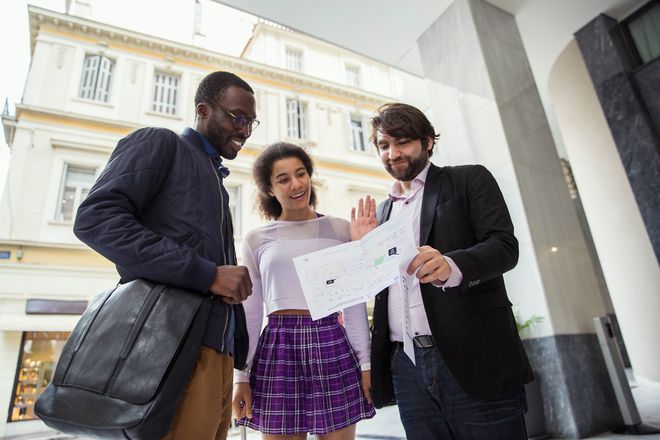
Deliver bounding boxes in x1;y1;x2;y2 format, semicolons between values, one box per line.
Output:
370;103;440;157
194;71;254;106
253;142;318;220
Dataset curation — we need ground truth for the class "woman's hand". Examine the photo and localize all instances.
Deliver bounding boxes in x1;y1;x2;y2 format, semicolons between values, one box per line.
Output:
232;382;253;419
361;370;372;404
350;196;378;241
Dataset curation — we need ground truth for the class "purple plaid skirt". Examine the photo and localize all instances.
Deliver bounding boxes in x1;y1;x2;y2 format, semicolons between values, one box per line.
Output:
235;314;375;435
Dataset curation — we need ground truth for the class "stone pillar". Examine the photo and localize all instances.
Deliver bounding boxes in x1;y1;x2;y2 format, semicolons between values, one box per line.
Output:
416;0;621;436
549;38;660;385
575;15;660;264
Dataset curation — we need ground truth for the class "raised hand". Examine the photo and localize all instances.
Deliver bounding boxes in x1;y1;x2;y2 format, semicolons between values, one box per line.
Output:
350;195;378;241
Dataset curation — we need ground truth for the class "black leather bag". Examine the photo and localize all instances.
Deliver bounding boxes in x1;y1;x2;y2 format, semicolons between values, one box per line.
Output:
35;279;212;439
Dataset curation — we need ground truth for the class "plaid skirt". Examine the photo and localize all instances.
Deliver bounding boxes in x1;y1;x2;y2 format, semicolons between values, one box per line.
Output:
235;314;375;435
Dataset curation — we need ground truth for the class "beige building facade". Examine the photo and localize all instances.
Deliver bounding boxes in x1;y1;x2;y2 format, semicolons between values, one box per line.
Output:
0;6;396;435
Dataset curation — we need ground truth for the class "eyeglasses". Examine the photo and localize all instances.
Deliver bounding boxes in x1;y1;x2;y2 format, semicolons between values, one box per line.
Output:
212;102;260;132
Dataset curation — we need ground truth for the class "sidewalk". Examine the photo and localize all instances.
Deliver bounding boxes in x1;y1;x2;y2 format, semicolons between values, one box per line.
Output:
229;378;660;439
3;378;658;440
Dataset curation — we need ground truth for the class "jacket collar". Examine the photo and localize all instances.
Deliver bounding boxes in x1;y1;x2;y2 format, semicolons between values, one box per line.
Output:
182;128;230;177
378;162;443;244
419;163;443;245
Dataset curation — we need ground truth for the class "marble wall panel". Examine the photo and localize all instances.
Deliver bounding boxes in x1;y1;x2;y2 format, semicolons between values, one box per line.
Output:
634;57;660;131
533;242;607;334
479;35;537;105
574;15;633;85
499;87;564;174
600;78;660;264
514;164;586;249
469;0;522;48
575;14;660;264
418;0;493;100
524;334;623;438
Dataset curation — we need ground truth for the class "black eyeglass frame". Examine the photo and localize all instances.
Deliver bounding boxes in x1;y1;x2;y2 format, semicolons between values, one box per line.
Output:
210;101;260;132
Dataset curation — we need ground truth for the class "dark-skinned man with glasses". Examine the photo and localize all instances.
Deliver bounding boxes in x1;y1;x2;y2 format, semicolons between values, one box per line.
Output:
74;71;259;439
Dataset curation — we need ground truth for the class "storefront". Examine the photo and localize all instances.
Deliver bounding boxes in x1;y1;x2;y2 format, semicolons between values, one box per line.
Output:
8;331;69;422
0;299;88;436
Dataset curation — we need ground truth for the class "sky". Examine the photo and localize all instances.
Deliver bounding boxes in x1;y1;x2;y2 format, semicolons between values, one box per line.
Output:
0;0;256;196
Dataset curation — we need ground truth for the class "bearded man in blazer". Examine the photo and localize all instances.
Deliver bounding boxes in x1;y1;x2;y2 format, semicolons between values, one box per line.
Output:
368;103;533;439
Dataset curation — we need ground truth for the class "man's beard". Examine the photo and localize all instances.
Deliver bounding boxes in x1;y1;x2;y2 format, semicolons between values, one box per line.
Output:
385;152;429;182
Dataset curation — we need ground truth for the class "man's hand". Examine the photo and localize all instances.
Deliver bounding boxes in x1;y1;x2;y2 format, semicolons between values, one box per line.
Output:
232;382;253;419
361;370;372;404
350;195;378;241
407;245;451;284
209;266;252;304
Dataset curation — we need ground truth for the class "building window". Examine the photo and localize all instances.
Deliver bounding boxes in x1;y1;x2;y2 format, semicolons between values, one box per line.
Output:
226;186;241;237
349;115;367;152
285;47;303;71
79;54;114;102
345;65;361;88
55;164;96;222
626;1;660;64
152;71;180;115
9;332;70;422
286;99;307;139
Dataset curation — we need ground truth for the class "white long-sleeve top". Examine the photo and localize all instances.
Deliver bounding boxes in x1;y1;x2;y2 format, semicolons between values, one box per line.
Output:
234;215;371;383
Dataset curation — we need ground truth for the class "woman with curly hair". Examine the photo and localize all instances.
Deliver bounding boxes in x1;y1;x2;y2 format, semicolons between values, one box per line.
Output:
232;142;376;440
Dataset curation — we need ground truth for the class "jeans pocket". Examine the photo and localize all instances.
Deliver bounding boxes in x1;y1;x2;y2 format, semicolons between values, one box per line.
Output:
390;347;398;371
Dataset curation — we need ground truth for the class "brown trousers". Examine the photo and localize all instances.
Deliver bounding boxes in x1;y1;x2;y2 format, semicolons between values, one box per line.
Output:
163;347;233;440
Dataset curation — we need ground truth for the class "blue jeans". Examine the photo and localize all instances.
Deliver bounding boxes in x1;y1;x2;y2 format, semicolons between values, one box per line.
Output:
390;343;528;440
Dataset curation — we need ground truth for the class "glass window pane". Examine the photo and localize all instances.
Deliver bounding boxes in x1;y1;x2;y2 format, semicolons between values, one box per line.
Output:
153;72;180;115
346;65;360;87
57;165;96;222
287;99;307;139
286;48;302;71
350;116;365;151
9;332;70;421
59;186;76;221
628;3;660;63
79;55;114;102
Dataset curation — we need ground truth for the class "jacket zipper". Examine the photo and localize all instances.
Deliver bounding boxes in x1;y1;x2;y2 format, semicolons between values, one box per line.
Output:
209;157;231;353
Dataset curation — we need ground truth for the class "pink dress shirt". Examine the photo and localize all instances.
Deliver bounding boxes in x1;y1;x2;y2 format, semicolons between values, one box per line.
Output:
387;162;463;342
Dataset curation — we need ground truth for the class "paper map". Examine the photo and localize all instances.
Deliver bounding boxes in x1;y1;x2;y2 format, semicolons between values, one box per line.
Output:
293;213;417;320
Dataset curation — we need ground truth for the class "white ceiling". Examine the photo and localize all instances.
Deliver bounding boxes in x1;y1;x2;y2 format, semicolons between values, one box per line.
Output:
215;0;644;78
215;0;645;157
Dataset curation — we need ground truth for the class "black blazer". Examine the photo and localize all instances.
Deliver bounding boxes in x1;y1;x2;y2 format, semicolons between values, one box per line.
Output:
370;163;533;407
